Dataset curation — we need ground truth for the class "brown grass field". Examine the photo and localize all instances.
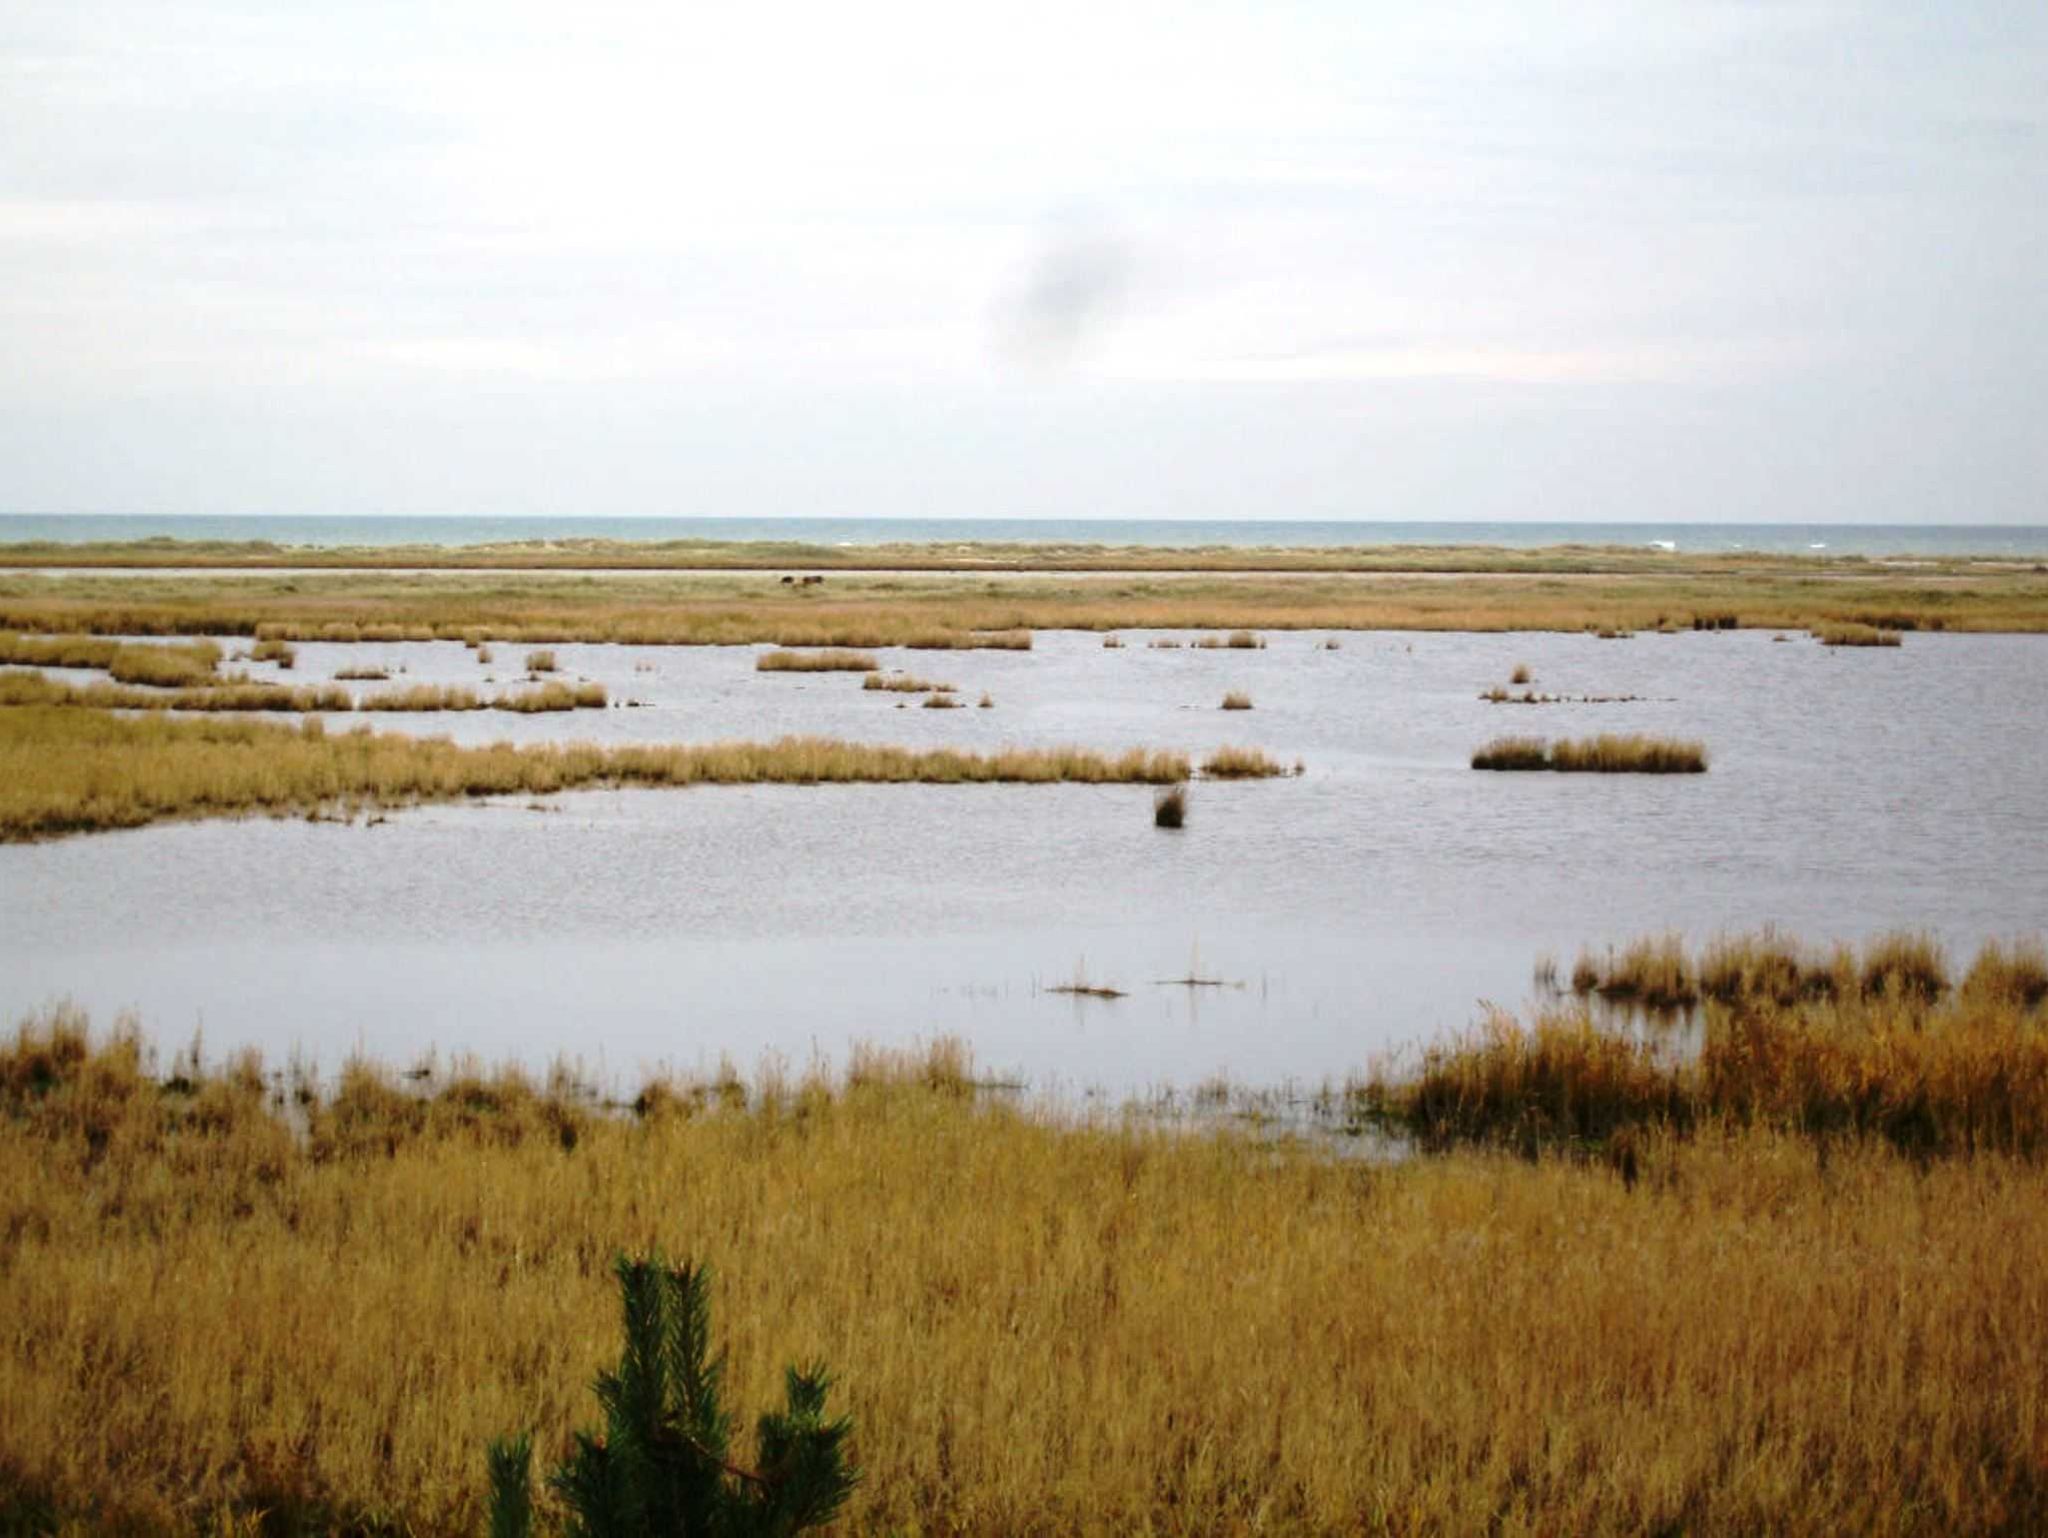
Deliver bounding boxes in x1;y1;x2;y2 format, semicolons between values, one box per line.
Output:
0;707;1253;841
1;562;2043;647
4;940;2047;1534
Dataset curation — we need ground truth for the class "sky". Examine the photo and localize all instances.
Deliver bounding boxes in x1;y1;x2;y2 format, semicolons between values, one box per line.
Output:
1;1;2043;523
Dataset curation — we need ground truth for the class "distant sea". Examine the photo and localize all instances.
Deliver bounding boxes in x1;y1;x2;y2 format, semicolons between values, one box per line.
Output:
3;514;2045;559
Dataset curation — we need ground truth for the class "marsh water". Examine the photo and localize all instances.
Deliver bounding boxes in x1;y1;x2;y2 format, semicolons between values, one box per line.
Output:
5;628;2045;1094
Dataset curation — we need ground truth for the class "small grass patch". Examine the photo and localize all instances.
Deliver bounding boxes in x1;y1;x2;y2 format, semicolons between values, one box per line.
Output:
757;649;880;673
524;649;558;672
1199;745;1288;779
1220;690;1253;710
863;674;954;693
359;685;484;712
1510;663;1532;684
332;667;390;682
1816;623;1903;647
249;638;296;668
494;682;608;713
921;692;961;709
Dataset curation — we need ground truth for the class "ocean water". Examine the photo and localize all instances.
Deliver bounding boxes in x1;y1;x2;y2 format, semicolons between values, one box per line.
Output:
3;513;2046;559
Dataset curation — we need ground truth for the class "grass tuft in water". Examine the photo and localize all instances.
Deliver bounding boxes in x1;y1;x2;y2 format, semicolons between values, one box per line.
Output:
757;649;880;673
1472;735;1706;773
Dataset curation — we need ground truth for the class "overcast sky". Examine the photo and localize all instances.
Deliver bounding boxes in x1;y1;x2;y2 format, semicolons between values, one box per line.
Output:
2;1;2042;522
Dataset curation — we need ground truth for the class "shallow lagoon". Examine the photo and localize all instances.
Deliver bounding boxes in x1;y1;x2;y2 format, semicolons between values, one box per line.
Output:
4;628;2044;1093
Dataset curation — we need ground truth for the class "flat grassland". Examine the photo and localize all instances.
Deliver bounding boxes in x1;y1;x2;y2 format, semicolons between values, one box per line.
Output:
2;556;2044;644
4;955;2047;1535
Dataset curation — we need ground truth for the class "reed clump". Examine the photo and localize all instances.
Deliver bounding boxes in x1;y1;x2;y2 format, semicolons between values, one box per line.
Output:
358;684;484;712
756;649;879;673
1473;734;1707;773
0;708;1203;839
1469;735;1550;770
1509;663;1532;684
921;692;961;709
1964;937;2048;1008
1816;622;1903;647
332;666;390;681
8;1013;2048;1533
1568;929;1973;1012
1153;783;1187;828
1372;980;2048;1162
1198;745;1288;779
524;649;559;672
861;673;953;693
249;638;296;668
493;681;608;713
1219;690;1253;710
1568;934;1696;1009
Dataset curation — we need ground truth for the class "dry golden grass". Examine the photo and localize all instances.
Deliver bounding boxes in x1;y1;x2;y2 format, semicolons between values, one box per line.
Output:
0;670;353;715
1219;690;1253;710
524;648;558;672
358;684;484;711
1566;934;1696;1009
1816;622;1904;647
756;649;880;673
2;566;2040;647
1199;744;1287;779
861;674;954;693
494;681;608;713
5;1011;2048;1534
1364;933;2048;1162
1567;929;1966;1012
1964;937;2048;1007
0;707;1202;840
1473;734;1707;773
0;631;226;685
249;638;296;668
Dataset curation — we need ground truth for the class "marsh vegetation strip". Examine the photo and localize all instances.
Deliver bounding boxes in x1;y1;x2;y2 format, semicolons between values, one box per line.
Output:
0;707;1219;840
756;649;879;672
1550;928;2007;1010
6;1015;2048;1533
0;671;605;714
2;565;2045;642
1472;734;1707;772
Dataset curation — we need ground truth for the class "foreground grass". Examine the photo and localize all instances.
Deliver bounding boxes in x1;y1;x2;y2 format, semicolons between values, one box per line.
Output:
4;1012;2047;1534
0;707;1248;840
3;564;2044;644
